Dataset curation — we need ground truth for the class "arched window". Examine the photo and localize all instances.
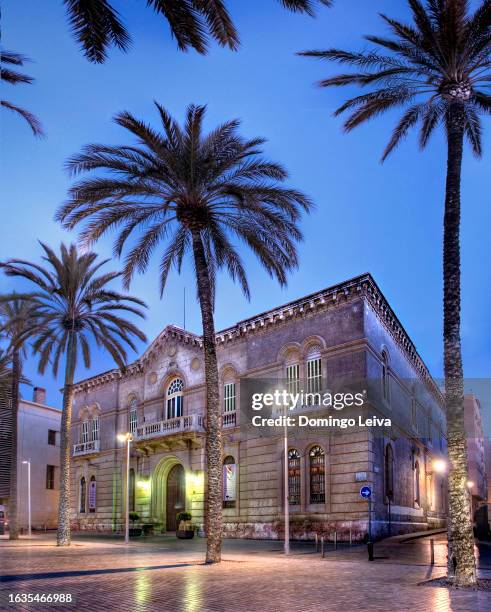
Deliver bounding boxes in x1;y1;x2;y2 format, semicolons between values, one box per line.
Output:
166;378;184;419
223;456;237;508
129;397;138;434
288;449;301;505
414;460;421;506
89;475;96;512
129;468;135;512
80;477;86;513
381;351;389;401
384;444;394;502
309;446;325;504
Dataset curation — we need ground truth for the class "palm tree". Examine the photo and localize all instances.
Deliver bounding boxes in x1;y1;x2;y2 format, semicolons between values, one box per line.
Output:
1;50;44;136
0;297;43;540
63;0;331;62
2;243;147;546
56;103;312;562
0;351;12;406
299;0;490;586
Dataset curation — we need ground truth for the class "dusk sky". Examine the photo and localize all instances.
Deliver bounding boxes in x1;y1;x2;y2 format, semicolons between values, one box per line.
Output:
3;1;490;429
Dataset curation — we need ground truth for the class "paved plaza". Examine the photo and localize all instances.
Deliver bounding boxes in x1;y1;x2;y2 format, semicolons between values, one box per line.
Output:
1;534;490;611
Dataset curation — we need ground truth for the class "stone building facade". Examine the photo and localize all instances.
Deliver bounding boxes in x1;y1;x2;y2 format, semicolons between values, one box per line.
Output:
464;394;488;536
70;274;447;540
0;388;61;530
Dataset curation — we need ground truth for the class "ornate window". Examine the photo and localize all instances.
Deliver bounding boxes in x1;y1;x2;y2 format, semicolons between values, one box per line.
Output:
80;477;86;513
381;350;389;401
288;449;301;505
166;378;184;419
89;475;96;513
384;444;394;502
286;364;300;396
129;397;138;434
414;459;421;507
223;383;236;413
129;468;135;512
223;456;237;508
309;446;325;504
91;417;99;442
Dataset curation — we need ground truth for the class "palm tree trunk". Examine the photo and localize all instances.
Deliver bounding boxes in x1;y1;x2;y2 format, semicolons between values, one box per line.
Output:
57;331;77;546
444;103;476;586
191;230;222;564
8;349;20;540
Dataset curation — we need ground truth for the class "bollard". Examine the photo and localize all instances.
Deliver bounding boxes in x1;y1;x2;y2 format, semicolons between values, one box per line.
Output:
349;529;352;547
430;539;435;565
315;533;318;552
321;536;325;558
334;531;337;551
368;542;374;561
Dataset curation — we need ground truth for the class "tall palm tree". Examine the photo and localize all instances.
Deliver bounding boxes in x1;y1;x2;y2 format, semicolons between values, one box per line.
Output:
299;0;490;586
1;50;44;136
56;103;312;562
2;243;147;546
63;0;332;62
0;297;43;540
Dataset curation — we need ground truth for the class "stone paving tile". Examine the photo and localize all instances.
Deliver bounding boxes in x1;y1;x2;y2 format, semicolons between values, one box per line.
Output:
1;536;490;612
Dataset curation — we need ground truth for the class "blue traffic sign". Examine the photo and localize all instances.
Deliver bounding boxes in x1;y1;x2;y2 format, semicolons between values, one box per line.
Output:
359;485;372;499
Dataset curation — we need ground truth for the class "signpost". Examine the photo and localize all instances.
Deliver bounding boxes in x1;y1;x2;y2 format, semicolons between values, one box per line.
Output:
360;485;374;561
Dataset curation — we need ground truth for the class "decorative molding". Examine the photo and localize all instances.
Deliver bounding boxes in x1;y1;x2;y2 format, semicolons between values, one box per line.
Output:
72;274;442;404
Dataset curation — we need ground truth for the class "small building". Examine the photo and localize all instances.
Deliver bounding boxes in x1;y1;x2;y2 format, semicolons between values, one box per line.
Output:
0;387;61;531
484;438;491;532
70;274;447;540
464;394;488;536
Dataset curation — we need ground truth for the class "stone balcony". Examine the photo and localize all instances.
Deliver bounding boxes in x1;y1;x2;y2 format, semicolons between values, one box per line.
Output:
135;414;205;441
134;411;238;443
73;440;100;456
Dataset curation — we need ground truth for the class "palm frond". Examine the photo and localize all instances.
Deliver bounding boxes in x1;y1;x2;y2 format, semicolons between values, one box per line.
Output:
299;0;491;160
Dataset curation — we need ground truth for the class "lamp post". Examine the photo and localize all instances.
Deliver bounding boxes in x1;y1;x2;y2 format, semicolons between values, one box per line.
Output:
21;460;31;537
283;404;290;556
117;433;133;544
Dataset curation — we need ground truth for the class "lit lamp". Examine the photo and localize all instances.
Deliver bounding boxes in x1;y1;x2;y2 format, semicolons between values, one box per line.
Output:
467;481;475;489
432;459;448;474
21;460;31;537
117;433;133;544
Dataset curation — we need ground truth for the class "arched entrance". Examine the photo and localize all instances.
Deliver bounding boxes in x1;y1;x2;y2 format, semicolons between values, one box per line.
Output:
166;464;185;531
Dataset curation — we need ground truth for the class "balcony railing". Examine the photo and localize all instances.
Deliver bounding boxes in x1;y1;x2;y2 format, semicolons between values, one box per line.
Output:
135;414;205;441
223;411;237;428
73;440;100;456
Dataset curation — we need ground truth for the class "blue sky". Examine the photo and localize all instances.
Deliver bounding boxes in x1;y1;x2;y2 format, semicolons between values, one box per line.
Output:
2;0;490;428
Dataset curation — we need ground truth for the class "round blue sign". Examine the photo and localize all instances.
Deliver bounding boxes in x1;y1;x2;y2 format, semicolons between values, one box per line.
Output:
359;485;372;499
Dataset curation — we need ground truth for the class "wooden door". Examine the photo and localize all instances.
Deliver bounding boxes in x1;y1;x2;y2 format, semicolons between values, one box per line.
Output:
166;464;185;531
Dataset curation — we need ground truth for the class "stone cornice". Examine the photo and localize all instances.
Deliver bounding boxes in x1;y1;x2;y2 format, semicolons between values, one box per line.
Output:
73;274;442;404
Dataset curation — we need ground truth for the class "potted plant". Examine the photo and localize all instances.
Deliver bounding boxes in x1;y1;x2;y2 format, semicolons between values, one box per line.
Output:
129;512;142;537
176;511;194;539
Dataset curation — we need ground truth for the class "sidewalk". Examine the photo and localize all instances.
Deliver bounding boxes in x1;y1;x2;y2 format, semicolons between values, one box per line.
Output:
1;534;490;611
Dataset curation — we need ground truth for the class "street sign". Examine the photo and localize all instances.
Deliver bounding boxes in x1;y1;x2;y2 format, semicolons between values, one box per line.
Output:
359;485;372;499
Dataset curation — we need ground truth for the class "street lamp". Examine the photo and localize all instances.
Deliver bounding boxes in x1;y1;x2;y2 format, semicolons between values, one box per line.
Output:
283;401;290;556
432;459;448;474
117;433;133;544
21;460;31;537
